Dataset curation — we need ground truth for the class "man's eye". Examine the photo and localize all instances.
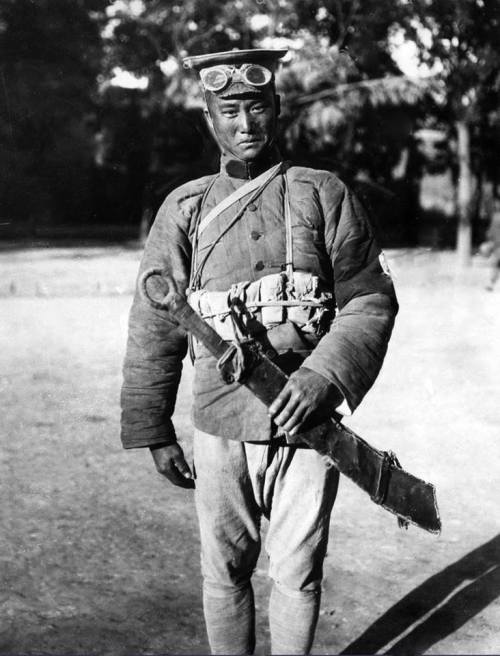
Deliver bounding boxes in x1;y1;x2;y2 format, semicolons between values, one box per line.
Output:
222;110;238;117
251;105;266;113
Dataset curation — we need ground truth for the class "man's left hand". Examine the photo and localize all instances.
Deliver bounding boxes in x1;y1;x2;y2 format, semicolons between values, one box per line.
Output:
268;367;343;436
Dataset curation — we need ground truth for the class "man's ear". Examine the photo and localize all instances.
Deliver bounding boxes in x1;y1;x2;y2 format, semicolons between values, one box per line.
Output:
203;106;213;129
275;94;281;118
203;106;217;141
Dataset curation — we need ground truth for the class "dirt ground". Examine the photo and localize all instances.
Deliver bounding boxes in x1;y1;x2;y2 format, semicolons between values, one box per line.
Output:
0;245;499;655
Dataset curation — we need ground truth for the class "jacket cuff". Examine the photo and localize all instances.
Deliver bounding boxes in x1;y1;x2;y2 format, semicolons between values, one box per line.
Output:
299;364;352;414
299;356;359;412
336;398;353;416
120;419;178;450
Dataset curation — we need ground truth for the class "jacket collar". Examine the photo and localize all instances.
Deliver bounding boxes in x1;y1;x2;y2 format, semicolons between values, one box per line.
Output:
220;145;282;179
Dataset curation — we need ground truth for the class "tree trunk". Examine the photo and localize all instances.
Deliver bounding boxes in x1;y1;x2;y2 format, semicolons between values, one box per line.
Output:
456;119;473;266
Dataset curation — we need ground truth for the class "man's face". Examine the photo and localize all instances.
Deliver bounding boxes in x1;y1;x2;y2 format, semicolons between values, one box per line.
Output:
205;90;279;162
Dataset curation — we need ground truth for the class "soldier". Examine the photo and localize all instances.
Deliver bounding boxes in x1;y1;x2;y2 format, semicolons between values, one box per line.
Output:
121;48;398;655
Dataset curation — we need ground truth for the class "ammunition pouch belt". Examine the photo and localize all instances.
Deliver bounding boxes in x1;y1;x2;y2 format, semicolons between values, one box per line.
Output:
188;271;334;347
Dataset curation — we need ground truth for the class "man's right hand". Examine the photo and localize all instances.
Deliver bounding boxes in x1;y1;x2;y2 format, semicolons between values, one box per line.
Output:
150;443;195;489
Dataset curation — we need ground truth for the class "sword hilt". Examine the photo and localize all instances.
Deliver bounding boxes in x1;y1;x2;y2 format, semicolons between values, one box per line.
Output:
139;267;229;360
139;268;184;313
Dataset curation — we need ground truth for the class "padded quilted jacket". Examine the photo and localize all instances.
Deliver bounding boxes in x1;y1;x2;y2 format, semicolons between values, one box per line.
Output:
120;150;398;448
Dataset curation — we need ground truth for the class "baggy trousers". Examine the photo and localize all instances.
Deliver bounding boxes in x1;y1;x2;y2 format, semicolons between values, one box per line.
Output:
193;429;339;654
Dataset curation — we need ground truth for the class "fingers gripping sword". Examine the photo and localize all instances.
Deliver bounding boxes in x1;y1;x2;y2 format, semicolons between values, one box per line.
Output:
140;268;441;534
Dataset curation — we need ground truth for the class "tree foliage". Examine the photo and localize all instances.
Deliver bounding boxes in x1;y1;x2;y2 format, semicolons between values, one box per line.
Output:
2;0;497;248
397;0;500;261
401;0;500;115
102;0;424;192
0;0;108;228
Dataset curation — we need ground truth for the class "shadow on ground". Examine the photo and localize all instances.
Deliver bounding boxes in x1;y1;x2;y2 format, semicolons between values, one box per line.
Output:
342;534;500;655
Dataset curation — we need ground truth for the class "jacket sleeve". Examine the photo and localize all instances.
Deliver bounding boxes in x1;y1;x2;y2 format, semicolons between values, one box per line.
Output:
120;190;194;449
301;176;398;413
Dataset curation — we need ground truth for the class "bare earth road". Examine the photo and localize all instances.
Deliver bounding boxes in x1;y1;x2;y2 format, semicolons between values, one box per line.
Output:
0;245;499;655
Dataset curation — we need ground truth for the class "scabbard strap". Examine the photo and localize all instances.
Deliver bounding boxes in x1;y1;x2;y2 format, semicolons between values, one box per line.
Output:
371;450;404;505
371;450;409;529
216;342;247;384
370;452;392;505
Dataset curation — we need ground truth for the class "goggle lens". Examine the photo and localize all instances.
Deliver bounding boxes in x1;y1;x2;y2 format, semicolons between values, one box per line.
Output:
200;64;272;92
243;64;271;86
200;67;229;92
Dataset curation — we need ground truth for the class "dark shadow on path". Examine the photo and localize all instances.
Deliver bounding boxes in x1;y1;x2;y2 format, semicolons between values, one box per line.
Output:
341;533;500;655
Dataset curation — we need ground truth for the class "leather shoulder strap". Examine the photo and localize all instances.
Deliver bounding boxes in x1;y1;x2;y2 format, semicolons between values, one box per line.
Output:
197;163;282;238
190;162;283;291
283;170;294;280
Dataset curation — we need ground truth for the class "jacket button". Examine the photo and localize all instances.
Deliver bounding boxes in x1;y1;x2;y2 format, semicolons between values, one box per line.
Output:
255;261;265;271
247;203;257;211
251;231;261;241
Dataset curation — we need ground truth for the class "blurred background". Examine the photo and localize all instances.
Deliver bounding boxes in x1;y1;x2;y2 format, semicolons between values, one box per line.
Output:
1;0;499;259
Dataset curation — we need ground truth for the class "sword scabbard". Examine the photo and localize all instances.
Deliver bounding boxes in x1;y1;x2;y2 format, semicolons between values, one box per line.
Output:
139;269;441;534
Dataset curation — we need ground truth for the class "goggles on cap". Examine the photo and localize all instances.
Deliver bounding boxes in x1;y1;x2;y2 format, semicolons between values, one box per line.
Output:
199;63;273;92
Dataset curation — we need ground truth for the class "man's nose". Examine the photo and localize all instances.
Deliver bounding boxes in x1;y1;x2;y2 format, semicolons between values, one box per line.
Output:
237;110;253;132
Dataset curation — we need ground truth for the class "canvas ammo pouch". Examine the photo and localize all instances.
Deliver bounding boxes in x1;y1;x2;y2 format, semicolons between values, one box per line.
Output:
188;270;334;346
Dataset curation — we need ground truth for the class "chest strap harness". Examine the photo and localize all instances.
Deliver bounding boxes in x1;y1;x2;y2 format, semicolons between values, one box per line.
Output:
190;162;283;292
189;162;334;345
